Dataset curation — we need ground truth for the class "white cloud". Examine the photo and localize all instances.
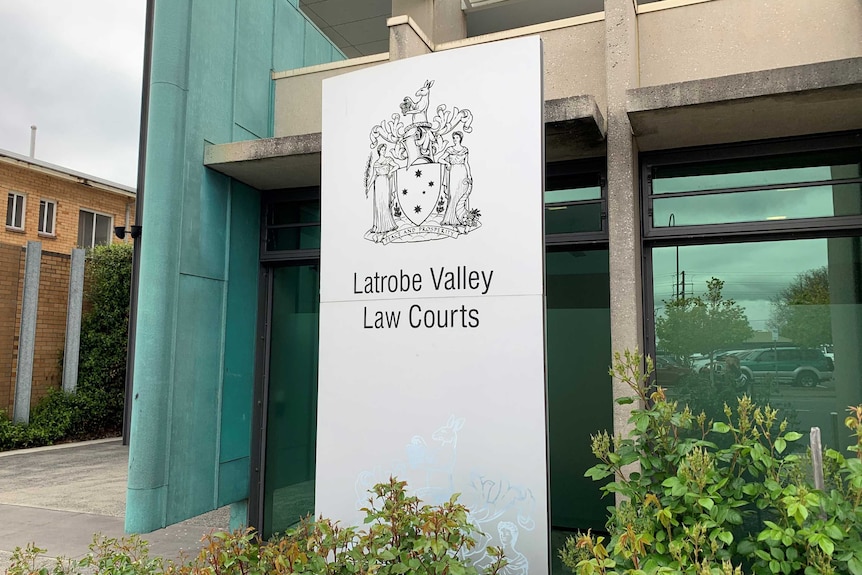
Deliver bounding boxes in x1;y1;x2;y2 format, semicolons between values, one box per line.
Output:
0;1;145;186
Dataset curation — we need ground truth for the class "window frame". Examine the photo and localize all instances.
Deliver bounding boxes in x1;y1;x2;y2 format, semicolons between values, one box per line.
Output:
641;132;862;242
6;191;26;231
545;158;608;246
38;198;57;237
77;208;114;249
641;130;862;366
260;187;322;263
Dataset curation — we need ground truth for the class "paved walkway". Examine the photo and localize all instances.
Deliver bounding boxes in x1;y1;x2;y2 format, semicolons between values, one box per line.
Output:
0;438;230;572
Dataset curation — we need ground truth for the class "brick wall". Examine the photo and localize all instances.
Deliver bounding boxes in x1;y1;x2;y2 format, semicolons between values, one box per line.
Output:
0;243;23;414
31;250;71;404
0;162;136;254
0;242;79;416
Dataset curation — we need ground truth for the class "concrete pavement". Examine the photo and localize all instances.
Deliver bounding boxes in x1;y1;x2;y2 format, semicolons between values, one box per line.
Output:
0;438;230;572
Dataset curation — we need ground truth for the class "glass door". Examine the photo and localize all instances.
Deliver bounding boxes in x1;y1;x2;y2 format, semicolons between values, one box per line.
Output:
261;263;321;537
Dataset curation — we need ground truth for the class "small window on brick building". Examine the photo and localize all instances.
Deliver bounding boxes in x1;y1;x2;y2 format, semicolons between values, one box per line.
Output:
5;192;25;230
77;209;112;248
38;199;56;236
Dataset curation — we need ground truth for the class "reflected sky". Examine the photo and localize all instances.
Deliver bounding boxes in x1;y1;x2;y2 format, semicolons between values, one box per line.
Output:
653;239;829;332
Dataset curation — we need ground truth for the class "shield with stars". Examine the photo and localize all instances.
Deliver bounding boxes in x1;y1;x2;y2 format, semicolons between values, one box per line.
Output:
395;163;443;226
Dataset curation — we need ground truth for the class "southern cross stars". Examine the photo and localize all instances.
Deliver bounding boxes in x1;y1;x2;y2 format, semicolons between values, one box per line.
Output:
428;181;434;187
415;169;422;177
414;205;422;214
402;189;408;195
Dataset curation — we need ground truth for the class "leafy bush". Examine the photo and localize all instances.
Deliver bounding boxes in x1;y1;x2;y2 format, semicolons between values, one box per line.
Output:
8;478;507;575
77;242;133;396
561;349;862;575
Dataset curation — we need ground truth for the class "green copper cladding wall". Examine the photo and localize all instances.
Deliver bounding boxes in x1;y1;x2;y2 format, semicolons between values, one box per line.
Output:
126;0;344;533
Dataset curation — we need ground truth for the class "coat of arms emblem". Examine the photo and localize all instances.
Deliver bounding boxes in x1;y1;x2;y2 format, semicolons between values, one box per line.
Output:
364;80;479;244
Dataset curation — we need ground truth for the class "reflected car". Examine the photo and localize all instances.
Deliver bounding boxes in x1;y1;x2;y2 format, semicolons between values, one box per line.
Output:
692;349;753;376
655;356;692;386
739;347;834;387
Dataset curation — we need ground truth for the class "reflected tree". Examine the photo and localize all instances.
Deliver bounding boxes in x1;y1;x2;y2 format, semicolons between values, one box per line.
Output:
656;277;754;375
769;266;831;348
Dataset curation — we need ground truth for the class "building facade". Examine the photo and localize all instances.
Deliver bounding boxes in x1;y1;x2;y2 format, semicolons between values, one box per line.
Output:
127;0;862;569
1;149;136;415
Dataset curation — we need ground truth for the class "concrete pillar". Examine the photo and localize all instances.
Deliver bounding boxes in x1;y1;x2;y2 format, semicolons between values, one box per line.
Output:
604;0;643;438
62;248;86;393
13;241;41;424
389;0;466;58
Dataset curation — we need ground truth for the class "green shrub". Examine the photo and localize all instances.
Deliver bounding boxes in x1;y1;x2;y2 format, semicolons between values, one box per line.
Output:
8;479;507;575
561;349;862;575
77;242;133;396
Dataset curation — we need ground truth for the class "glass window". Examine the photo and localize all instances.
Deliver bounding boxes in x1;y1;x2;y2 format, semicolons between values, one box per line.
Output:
6;192;25;230
652;236;862;450
545;168;604;235
546;248;612;573
38;200;56;235
263;264;320;537
77;210;112;248
265;199;321;253
650;148;862;228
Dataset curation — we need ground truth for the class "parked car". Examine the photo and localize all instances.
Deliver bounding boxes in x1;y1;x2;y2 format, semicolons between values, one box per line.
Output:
692;349;753;376
739;347;834;387
655;355;692;386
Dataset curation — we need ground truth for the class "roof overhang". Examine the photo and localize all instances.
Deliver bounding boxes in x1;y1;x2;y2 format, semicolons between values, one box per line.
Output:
204;95;605;190
0;149;136;198
627;57;862;151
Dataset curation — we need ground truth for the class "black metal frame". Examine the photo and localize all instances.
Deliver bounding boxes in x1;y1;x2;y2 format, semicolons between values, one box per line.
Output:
545;157;608;246
640;130;862;360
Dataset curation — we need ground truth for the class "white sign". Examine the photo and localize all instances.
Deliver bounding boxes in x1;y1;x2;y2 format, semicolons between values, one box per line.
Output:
317;36;548;574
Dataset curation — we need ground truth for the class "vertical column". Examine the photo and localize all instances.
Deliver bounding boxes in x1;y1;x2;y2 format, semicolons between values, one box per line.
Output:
62;248;86;393
389;0;466;60
605;0;643;436
13;241;42;424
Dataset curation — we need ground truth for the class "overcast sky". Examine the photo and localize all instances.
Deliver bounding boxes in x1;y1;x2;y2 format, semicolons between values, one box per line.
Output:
0;1;145;188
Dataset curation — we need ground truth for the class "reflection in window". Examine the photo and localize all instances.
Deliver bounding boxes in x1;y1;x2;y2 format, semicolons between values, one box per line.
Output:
77;210;112;248
652;237;862;450
545;168;603;235
650;148;862;228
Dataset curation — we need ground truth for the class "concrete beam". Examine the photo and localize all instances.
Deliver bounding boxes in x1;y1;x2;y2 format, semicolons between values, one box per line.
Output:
13;242;41;424
628;57;862;151
204;133;322;190
62;248;86;394
206;96;607;189
545;95;606;161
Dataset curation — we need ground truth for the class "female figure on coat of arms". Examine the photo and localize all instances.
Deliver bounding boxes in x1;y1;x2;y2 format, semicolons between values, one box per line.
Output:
441;131;473;229
366;144;398;240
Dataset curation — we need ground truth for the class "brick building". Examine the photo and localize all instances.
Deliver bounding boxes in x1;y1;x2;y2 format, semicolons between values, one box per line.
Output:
1;148;136;415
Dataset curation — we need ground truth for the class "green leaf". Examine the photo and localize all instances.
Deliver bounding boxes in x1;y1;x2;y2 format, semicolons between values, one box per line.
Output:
698;497;714;510
616;397;634;405
825;524;844;541
849;556;862;575
736;540;756;555
784;431;804;442
775;438;787;454
585;466;613;481
717;530;733;545
712;422;731;433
